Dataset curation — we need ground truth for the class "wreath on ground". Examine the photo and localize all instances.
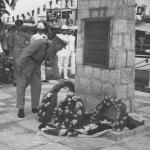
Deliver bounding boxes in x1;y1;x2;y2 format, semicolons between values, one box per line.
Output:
39;95;85;136
37;80;75;123
90;97;128;131
37;81;133;136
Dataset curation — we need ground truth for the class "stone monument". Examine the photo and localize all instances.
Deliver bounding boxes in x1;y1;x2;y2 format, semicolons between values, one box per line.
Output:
75;0;135;112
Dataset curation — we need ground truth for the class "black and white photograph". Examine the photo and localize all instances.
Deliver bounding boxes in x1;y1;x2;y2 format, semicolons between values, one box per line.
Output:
0;0;150;150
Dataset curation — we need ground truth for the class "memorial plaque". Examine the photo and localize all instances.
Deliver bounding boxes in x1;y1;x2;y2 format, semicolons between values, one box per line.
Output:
84;18;110;67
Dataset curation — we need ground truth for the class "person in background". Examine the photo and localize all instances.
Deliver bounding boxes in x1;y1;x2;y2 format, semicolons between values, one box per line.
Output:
9;19;30;86
16;35;67;118
30;22;48;82
68;29;76;78
0;35;4;88
57;25;70;79
2;27;9;56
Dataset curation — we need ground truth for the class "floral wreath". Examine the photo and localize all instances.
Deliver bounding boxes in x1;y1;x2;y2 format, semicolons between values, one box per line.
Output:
37;80;75;123
51;95;85;130
38;94;85;136
90;96;128;131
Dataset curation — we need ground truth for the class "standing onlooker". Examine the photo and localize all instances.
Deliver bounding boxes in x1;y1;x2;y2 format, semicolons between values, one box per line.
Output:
30;22;48;82
57;25;70;79
9;19;30;86
0;36;4;88
68;29;76;77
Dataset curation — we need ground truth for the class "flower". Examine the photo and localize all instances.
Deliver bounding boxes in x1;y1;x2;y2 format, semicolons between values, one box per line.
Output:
42;112;46;116
47;92;52;97
67;98;72;101
72;119;77;125
77;110;82;116
65;118;69;122
72;96;79;101
75;102;83;109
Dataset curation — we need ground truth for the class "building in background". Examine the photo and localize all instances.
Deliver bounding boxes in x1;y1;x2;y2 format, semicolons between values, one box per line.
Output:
46;0;77;26
2;0;77;25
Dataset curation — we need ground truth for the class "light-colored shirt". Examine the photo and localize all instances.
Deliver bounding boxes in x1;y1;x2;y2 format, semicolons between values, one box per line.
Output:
0;43;3;53
30;33;47;43
68;35;75;52
56;34;70;57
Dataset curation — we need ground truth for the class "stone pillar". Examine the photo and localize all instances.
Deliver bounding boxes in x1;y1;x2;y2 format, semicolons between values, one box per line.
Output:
75;0;135;113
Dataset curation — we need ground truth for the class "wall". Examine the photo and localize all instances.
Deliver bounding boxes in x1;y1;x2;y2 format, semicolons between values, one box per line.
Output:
75;0;135;113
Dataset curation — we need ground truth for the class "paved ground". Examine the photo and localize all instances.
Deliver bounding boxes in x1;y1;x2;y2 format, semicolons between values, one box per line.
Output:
0;82;150;150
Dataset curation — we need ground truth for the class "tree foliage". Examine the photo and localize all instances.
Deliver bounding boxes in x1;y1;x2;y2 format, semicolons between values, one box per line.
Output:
0;0;18;24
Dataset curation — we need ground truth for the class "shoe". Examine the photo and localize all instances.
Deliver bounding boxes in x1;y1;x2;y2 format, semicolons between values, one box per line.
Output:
32;108;39;113
18;109;24;118
42;80;49;83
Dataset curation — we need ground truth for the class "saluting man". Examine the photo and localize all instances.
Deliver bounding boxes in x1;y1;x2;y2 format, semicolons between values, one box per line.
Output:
16;35;67;118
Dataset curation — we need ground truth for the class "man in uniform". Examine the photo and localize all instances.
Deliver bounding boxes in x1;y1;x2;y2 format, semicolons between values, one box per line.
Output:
16;35;67;118
57;25;71;79
9;19;30;85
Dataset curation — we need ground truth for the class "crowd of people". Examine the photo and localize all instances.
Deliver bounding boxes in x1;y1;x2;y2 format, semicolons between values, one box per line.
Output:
0;20;77;118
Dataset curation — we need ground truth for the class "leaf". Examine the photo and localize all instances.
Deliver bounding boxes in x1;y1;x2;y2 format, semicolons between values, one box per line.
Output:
9;0;18;9
1;9;10;16
5;0;9;5
0;1;6;8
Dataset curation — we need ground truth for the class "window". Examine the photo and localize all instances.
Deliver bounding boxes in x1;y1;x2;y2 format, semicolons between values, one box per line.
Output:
84;18;110;67
37;7;40;14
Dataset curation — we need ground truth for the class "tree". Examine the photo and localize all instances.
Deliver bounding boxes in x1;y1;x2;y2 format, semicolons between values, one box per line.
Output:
0;0;18;24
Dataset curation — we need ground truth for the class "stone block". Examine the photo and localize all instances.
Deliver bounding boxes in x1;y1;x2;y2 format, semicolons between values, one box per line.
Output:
115;85;128;99
101;70;110;83
76;33;83;48
76;64;84;77
92;67;101;79
130;34;135;50
110;70;121;85
127;0;135;5
90;79;102;95
112;0;123;8
76;48;83;65
115;51;127;69
78;1;89;9
124;34;131;50
127;51;135;66
126;83;135;99
112;34;123;49
84;65;93;78
91;10;99;18
100;0;113;8
113;19;128;33
127;20;135;34
88;0;101;8
109;49;117;68
85;94;99;112
75;77;91;94
122;6;135;19
114;7;122;18
78;8;90;19
120;67;135;84
106;8;115;17
108;84;116;96
101;84;111;95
